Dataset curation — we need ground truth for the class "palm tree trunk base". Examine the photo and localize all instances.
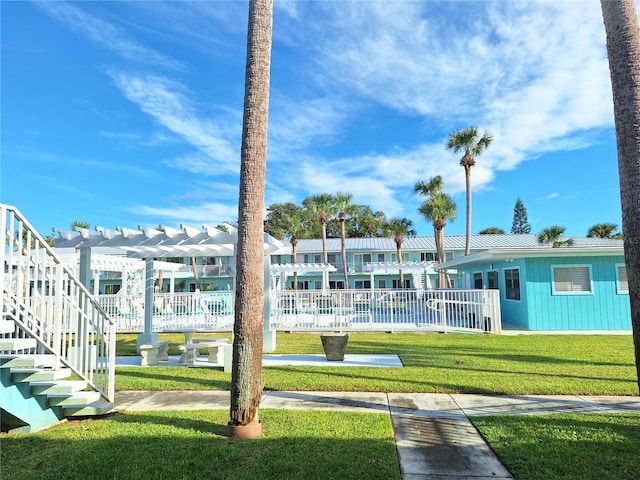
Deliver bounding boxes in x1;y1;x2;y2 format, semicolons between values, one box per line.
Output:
227;421;263;439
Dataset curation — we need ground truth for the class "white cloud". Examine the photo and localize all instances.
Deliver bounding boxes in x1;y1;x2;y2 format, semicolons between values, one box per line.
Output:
130;202;238;225
107;71;240;174
263;0;615;220
34;1;183;70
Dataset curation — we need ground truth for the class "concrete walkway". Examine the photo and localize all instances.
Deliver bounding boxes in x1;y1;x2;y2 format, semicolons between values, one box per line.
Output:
115;391;640;480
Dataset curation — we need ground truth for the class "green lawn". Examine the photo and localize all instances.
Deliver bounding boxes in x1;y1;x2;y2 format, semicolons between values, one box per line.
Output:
2;410;400;480
115;332;639;395
4;332;639;480
472;413;640;480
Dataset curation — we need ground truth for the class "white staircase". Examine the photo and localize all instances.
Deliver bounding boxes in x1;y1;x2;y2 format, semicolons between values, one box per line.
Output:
1;204;116;433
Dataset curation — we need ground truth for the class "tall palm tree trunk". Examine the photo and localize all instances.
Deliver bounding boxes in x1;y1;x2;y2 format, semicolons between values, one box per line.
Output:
230;0;273;428
340;213;348;287
464;165;472;255
292;237;298;290
396;243;404;287
321;216;328;264
601;0;640;389
434;224;446;289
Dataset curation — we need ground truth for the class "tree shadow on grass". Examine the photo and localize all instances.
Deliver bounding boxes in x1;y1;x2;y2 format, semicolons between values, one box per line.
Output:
116;367;231;390
2;410;401;480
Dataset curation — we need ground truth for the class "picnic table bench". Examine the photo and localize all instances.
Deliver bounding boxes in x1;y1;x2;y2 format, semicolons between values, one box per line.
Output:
140;340;171;366
179;337;229;365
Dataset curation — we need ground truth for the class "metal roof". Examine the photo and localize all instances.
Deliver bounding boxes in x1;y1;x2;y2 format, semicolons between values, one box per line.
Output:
273;234;623;255
436;243;625;270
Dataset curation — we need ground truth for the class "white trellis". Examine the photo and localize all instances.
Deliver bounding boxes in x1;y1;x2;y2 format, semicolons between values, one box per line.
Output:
270;263;338;291
53;222;283;351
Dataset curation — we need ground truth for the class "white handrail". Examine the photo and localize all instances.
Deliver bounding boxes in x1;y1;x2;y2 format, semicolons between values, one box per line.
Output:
1;204;116;401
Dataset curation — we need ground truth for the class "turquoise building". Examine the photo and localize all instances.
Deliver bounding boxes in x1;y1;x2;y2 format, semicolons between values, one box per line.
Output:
436;237;630;331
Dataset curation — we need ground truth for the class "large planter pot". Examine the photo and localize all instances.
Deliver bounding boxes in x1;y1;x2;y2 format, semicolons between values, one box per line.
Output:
320;333;349;361
227;421;262;439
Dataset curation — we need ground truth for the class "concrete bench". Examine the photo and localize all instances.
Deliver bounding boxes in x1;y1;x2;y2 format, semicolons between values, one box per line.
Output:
179;339;228;365
140;340;171;366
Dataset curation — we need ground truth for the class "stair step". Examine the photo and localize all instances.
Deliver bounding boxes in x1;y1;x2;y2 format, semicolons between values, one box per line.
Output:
0;337;37;351
63;401;114;417
48;391;103;406
0;319;16;334
30;380;88;395
12;368;72;383
0;354;57;369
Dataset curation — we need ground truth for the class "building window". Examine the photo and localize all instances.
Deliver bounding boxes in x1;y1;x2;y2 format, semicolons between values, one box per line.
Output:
504;268;520;301
104;284;121;295
421;252;435;262
445;252;454;261
392;279;410;288
377;253;385;262
378;280;386;289
487;271;499;289
271;255;282;265
355;280;371;289
616;264;628;294
552;265;592;294
473;272;483;289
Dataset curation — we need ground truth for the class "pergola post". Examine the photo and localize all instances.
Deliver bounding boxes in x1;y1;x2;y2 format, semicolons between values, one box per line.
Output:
263;252;276;352
136;258;158;353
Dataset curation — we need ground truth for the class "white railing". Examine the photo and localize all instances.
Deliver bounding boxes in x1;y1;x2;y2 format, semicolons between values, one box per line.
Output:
1;204;116;401
98;286;500;334
99;291;235;332
270;288;501;333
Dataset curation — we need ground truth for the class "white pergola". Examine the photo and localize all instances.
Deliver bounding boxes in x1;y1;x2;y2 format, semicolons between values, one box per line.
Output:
53;223;283;351
270;263;338;291
56;252;185;299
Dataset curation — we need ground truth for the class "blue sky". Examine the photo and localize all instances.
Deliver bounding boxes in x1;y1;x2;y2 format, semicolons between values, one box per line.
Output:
1;1;625;240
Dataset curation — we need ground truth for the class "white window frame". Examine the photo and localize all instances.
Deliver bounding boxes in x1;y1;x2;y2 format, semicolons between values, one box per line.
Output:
504;267;521;302
551;264;593;295
616;263;629;294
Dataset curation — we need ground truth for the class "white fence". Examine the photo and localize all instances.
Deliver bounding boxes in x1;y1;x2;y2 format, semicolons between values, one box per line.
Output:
101;288;501;334
271;289;501;333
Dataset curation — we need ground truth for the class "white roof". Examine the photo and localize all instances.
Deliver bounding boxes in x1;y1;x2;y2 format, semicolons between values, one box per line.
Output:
53;223;283;258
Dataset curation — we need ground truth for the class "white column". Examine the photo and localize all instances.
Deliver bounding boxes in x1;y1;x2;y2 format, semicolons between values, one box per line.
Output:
136;258;158;352
263;252;276;352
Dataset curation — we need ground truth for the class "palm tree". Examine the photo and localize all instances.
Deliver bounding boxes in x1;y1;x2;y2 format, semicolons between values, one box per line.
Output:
415;176;457;288
71;220;90;230
229;0;273;435
537;225;574;248
335;192;357;287
479;227;505;234
446;127;493;256
303;193;335;264
386;218;416;287
587;222;622;239
281;213;308;290
601;0;640;387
